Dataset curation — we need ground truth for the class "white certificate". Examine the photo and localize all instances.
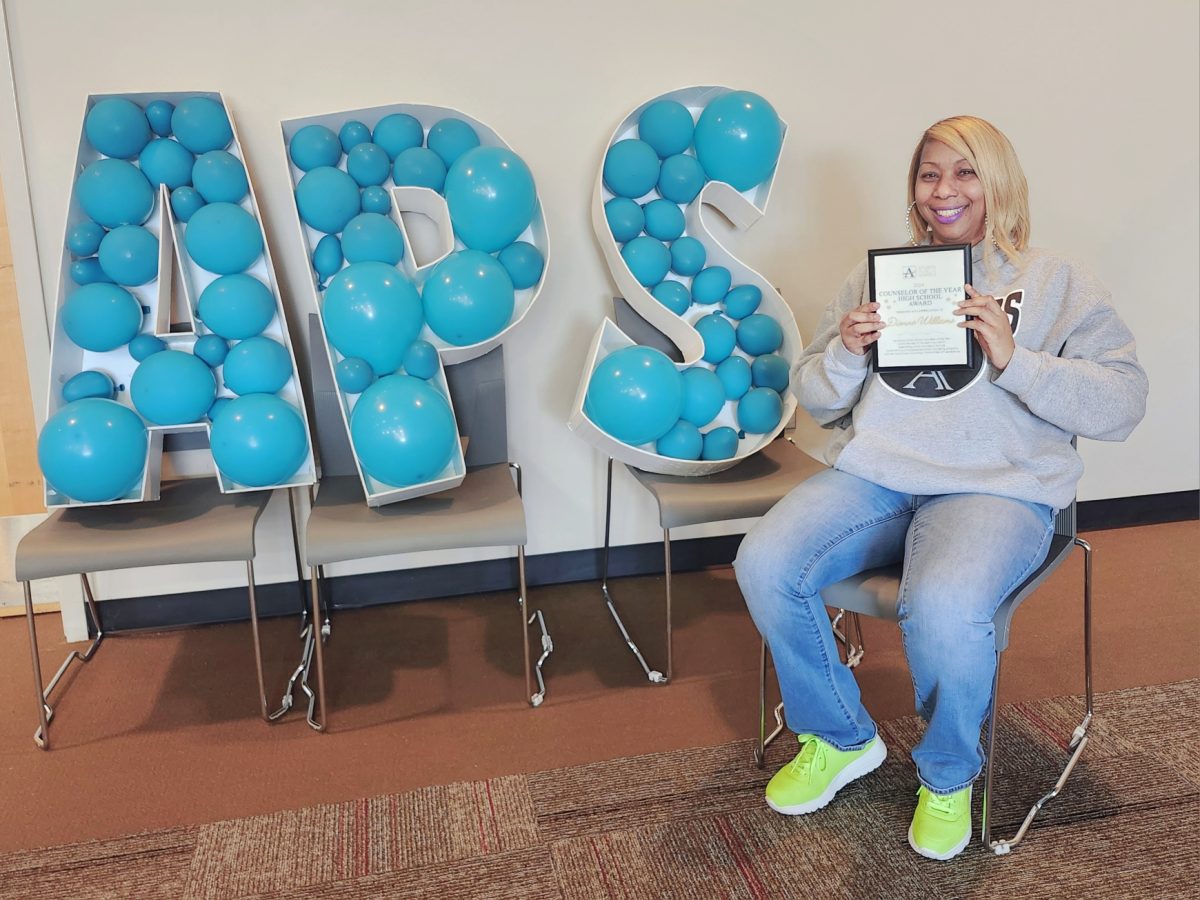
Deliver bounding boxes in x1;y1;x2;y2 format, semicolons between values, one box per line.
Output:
869;244;973;371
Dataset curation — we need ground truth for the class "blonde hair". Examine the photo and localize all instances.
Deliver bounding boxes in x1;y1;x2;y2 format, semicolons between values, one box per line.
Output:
906;116;1030;270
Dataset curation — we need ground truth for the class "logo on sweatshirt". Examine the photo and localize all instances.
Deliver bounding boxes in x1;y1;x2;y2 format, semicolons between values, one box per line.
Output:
877;289;1024;400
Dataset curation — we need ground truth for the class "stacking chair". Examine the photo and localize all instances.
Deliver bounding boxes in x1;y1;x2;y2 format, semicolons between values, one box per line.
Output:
16;477;282;749
754;499;1092;856
299;314;550;731
598;299;859;684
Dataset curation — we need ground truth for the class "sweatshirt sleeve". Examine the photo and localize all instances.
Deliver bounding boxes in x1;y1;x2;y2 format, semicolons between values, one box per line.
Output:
992;282;1148;441
791;261;872;426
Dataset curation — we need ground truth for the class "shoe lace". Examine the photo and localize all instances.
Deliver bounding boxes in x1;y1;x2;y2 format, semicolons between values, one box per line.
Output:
789;736;827;780
921;787;964;819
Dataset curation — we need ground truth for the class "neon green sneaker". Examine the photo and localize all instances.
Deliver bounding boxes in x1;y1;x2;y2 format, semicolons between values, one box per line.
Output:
764;733;887;815
908;785;972;860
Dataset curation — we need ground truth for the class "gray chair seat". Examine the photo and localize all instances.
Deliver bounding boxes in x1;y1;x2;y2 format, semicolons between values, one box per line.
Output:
16;478;271;582
306;465;526;567
628;438;826;529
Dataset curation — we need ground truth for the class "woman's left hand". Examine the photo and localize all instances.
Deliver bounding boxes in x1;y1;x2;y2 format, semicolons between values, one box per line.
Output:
956;285;1015;371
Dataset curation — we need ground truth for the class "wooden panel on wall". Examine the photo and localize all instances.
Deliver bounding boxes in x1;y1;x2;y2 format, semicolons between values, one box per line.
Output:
0;176;43;517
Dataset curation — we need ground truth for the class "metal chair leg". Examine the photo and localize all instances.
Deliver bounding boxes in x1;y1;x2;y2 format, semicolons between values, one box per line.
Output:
983;538;1094;855
246;560;271;721
269;488;326;724
599;457;667;684
307;566;328;732
754;639;787;768
25;575;106;750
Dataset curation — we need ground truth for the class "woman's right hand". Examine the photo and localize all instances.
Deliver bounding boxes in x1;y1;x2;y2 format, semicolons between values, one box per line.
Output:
839;302;885;356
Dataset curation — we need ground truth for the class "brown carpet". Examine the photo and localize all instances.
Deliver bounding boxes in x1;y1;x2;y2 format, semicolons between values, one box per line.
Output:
1;679;1196;898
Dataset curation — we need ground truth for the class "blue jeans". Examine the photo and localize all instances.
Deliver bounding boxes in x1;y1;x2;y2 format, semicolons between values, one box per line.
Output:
734;468;1054;794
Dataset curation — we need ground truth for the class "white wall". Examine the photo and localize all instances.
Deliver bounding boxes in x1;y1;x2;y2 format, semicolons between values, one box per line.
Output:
3;0;1197;629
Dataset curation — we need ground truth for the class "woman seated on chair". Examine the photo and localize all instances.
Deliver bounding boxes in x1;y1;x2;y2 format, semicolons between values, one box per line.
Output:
734;115;1147;861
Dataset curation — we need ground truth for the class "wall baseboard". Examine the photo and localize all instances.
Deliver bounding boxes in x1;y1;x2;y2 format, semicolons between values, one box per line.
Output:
85;490;1197;634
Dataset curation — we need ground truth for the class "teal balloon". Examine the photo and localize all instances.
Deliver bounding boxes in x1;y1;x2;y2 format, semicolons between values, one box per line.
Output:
621;236;670;287
145;100;174;137
62;370;115;403
427;118;480;168
652;280;691;315
347;142;391;187
128;334;166;361
85;98;150;159
295;166;360;234
323;261;423;376
737;387;783;434
62;283;141;351
69;258;112;286
210;394;308;487
716;355;752;400
701;426;739;461
656;419;703;460
222;336;292;395
604;197;645;243
76;159;154;228
694;91;782;192
584;346;683;445
171;97;233;154
67;221;106;257
658;153;707;205
497;241;544;289
338;120;371;153
692;266;731;304
313;234;343;282
643;199;685;241
38;399;147;502
724;284;762;319
638;100;695;159
602;139;660;199
360;185;392;214
335;356;374;393
403;340;438;379
192;150;248;203
139;138;194;189
170;186;205;222
752;354;790;393
184;202;262;274
197;274;275;339
695;313;736;363
351;375;457;486
131;350;216;425
193;334;229;367
736;314;784;355
422;249;515;346
670;236;706;276
208;397;231;421
341;213;405;265
98;225;159;286
289;124;341;171
445;146;537;253
392;147;446;191
372;113;423;160
680;366;725;427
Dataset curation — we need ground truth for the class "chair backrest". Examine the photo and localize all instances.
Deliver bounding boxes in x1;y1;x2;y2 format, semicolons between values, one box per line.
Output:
613;298;684;362
305;313;510;478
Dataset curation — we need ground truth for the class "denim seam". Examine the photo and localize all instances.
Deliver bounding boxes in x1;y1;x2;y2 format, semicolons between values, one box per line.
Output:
784;505;911;751
792;596;864;747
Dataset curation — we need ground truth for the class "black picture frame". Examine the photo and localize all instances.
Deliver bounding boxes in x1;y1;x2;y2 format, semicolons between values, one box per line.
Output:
868;243;974;372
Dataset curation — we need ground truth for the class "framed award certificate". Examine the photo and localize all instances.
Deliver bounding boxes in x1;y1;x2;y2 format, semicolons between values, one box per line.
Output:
868;244;973;371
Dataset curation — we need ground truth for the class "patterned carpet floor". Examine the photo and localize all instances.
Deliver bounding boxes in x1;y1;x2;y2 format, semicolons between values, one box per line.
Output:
2;679;1196;899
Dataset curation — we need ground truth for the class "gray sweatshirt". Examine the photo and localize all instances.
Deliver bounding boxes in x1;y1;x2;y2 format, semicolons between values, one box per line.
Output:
794;243;1148;509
